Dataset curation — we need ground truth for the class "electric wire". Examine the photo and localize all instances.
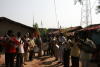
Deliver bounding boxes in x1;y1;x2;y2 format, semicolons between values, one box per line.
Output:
54;0;59;28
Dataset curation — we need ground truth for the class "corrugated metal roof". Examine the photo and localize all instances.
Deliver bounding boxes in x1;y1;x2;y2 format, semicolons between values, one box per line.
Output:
80;24;100;31
66;26;82;32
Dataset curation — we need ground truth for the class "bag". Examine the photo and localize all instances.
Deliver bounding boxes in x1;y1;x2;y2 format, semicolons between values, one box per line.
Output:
33;46;40;53
42;43;49;51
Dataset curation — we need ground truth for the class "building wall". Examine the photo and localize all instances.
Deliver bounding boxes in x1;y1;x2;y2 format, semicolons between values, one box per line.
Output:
91;31;100;45
0;21;33;36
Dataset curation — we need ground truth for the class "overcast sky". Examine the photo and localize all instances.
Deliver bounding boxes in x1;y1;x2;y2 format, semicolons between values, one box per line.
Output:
0;0;99;28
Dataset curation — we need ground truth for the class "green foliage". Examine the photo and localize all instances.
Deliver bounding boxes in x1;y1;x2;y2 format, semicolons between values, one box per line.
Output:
33;23;39;32
96;0;100;13
33;23;48;36
33;23;38;28
96;5;100;13
40;28;48;36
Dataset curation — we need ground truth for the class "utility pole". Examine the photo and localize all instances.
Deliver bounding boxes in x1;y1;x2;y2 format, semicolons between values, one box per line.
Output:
58;21;60;29
41;20;43;28
81;0;92;27
33;16;35;28
75;0;92;27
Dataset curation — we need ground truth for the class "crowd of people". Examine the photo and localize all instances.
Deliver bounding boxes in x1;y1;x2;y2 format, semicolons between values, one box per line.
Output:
0;30;100;67
42;31;100;67
0;30;41;67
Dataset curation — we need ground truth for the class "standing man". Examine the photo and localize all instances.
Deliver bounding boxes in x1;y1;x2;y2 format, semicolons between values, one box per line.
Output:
37;35;43;57
58;33;67;63
16;32;24;67
4;30;20;67
28;33;36;61
63;37;71;67
70;36;80;67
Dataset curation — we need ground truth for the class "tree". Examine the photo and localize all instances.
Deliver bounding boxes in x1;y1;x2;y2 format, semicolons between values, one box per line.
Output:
96;0;100;13
97;6;100;13
33;23;40;37
74;0;83;5
97;5;100;13
33;23;39;29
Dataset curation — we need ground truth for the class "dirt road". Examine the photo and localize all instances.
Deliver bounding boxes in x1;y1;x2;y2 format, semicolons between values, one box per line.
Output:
0;54;97;67
0;55;63;67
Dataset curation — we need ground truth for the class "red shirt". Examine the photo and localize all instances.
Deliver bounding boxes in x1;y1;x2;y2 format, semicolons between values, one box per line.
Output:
5;37;20;53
